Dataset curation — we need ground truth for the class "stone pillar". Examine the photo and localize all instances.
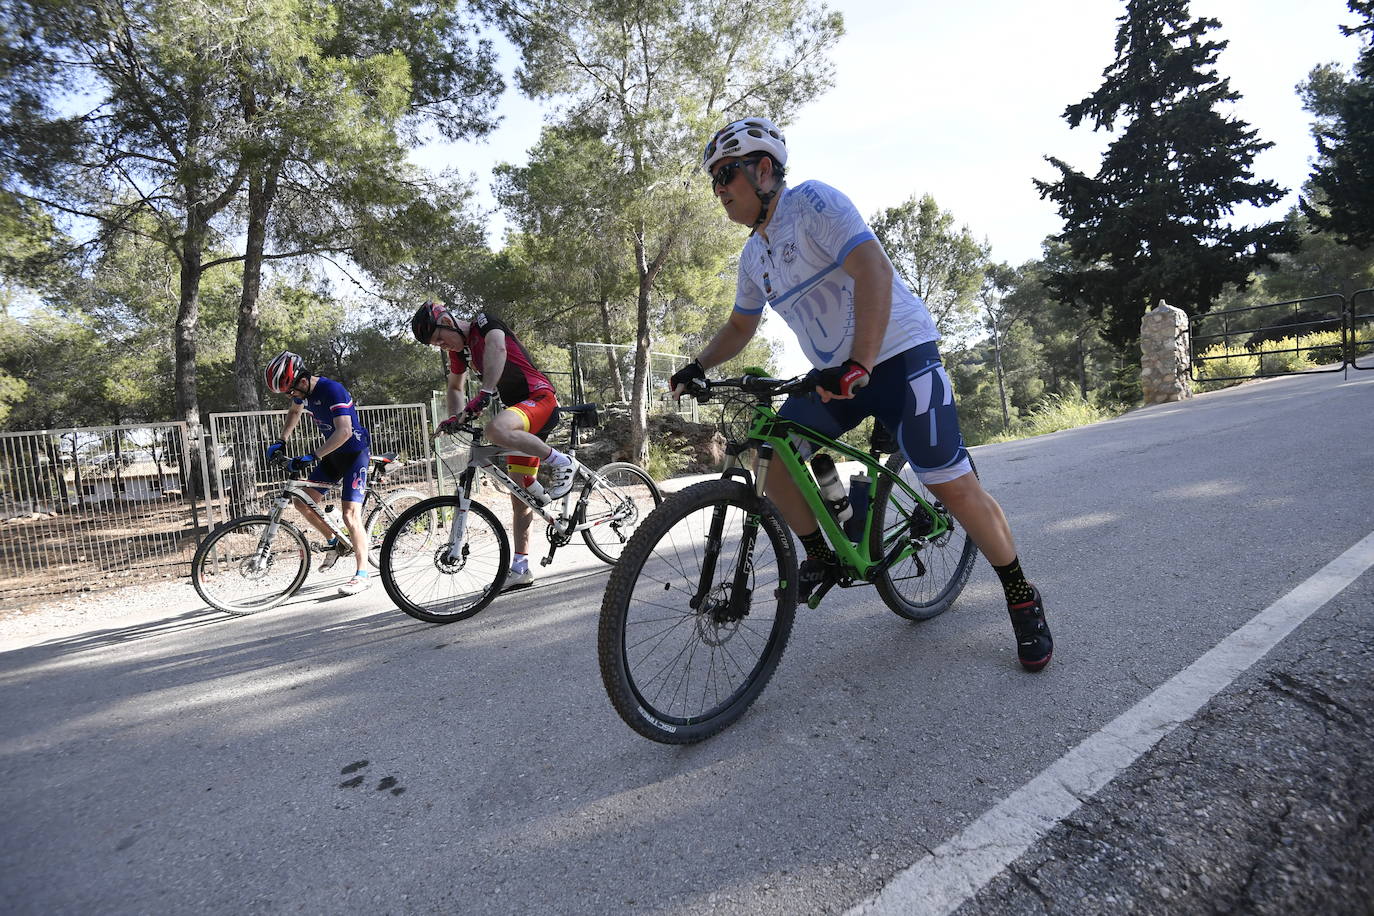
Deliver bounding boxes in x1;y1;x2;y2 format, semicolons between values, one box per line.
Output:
1140;300;1192;404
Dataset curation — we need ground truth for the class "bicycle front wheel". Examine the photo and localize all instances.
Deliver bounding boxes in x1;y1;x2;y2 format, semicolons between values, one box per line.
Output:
191;514;311;615
598;479;798;744
379;496;509;623
871;453;978;620
580;462;663;564
364;488;428;569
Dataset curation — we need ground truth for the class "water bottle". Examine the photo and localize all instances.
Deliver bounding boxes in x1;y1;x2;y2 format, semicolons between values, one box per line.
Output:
844;472;871;542
526;479;551;506
323;504;340;528
810;454;852;524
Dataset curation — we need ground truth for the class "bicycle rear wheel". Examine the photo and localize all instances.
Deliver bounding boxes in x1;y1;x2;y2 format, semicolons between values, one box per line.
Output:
379;496;509;623
580;462;663;564
364;488;428;569
870;453;978;620
598;479;798;744
191;514;311;615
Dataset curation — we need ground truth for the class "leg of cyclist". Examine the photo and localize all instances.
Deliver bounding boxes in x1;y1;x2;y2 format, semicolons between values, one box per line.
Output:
888;348;1052;672
486;398;557;588
336;453;372;595
292;487;337;542
484;390;577;499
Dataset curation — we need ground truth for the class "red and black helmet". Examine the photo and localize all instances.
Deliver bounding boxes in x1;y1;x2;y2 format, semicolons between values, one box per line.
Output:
411;301;453;344
265;350;307;394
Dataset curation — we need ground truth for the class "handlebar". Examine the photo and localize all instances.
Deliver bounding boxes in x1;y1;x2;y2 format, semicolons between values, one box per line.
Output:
683;373;813;402
267;452;312;481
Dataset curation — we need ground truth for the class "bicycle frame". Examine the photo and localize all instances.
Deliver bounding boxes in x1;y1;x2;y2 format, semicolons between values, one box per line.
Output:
437;427;637;564
260;478;357;552
721;393;951;583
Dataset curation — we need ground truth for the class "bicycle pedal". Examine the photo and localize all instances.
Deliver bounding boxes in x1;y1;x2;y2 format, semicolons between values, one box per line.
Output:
806;578;837;609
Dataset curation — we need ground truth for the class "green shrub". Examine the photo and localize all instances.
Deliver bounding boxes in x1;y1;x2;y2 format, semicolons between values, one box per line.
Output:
1251;338;1314;375
982;393;1127;443
1193;343;1258;391
646;439;690;480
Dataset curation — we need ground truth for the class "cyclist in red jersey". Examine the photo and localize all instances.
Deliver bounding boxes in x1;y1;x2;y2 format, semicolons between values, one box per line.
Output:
411;302;579;588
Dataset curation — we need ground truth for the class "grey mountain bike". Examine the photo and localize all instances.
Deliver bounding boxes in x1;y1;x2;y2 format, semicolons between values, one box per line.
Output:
378;404;662;623
191;452;427;614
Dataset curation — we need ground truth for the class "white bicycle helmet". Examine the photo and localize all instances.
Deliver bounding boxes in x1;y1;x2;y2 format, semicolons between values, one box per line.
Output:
702;117;787;174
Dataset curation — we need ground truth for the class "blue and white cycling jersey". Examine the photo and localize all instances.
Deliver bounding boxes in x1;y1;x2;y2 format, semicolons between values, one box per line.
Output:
293;376;370;453
733;180;939;368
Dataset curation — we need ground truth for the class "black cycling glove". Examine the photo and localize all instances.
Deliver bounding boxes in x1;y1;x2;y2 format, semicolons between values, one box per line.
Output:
669;359;707;396
808;359;871;398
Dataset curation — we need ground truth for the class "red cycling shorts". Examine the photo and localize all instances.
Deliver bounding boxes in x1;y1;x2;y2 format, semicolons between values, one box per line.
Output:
504;388;558;478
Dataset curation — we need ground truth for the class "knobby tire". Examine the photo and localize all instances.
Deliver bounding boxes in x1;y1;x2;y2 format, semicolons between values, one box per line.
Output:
379;496;509;623
191;514;311;615
598;479;798;744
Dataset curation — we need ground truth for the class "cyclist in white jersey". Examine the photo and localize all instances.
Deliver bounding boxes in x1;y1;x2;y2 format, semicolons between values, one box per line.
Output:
671;117;1052;672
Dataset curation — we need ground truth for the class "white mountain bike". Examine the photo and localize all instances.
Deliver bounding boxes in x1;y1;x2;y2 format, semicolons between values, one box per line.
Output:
191;452;428;614
378;404;661;623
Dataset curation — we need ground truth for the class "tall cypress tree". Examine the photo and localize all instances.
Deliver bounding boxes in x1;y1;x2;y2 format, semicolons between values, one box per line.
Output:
1035;0;1295;349
1303;1;1374;247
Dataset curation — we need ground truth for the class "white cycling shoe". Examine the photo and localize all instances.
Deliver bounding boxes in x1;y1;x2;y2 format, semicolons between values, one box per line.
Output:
504;567;535;590
546;457;580;499
337;572;371;596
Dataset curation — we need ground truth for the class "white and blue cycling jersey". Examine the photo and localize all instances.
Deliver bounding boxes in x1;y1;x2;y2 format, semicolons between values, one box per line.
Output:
732;180;939;369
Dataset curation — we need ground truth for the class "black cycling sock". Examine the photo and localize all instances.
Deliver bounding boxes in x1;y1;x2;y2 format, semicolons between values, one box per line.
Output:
799;529;835;564
992;557;1035;605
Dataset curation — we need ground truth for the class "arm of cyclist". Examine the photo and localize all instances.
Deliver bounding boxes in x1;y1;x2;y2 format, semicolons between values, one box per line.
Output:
267;401;305;462
315;414;354;460
812;240;892;403
436;369;470;435
671;309;762;400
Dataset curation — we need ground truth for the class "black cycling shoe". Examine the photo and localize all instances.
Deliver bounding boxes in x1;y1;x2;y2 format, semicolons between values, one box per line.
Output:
1008;586;1053;672
798;556;838;601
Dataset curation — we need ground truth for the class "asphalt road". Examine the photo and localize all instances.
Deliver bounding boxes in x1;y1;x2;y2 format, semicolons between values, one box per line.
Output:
1;363;1371;914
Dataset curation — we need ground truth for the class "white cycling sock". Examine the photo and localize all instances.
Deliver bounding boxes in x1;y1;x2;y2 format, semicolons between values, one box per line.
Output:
512;553;529;573
545;447;571;467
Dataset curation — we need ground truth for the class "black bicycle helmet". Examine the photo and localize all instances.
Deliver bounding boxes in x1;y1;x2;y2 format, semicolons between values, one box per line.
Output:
411;301;448;344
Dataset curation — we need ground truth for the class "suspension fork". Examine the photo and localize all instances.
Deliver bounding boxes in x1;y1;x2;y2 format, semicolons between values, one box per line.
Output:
689;446;771;615
258;498;290;556
444;468;477;562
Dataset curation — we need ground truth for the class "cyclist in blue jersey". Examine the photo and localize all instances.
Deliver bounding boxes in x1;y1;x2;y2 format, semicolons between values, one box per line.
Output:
264;350;373;596
671;117;1052;672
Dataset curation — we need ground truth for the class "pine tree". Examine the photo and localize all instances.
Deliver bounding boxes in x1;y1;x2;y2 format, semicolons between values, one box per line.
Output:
1302;1;1374;247
1035;0;1295;349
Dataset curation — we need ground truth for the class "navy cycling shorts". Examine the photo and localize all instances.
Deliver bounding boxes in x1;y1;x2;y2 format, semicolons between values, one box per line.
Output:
307;447;370;504
778;341;973;484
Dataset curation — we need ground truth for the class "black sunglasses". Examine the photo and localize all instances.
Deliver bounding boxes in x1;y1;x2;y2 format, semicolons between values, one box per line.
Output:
711;158;757;189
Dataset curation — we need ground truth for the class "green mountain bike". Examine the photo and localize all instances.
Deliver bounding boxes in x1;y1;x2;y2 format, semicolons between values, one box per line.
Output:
597;373;978;744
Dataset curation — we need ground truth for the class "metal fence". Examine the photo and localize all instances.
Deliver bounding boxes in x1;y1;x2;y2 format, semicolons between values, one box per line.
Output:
1191;290;1374;382
206;404;435;522
0;422;212;606
571;342;696;418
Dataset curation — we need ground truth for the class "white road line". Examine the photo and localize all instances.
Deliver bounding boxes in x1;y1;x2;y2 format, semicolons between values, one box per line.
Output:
848;529;1374;916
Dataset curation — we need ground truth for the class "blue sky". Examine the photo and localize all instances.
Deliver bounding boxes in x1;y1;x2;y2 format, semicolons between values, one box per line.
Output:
416;0;1363;371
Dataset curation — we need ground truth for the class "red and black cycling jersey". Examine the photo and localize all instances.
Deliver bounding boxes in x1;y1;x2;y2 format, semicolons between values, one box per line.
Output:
447;311;554;406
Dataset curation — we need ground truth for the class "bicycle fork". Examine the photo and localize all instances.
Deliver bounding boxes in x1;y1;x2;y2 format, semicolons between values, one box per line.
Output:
442;469;477;565
690;449;773;621
248;502;291;574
